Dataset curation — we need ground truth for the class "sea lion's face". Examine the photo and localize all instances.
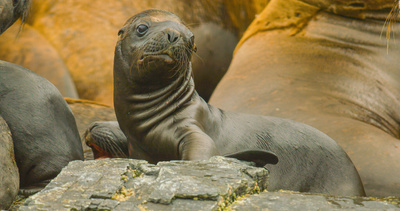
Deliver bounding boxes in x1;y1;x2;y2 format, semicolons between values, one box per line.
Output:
0;0;29;34
116;10;196;84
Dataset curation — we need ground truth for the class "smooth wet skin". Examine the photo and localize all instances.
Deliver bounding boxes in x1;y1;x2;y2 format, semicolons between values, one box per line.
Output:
210;0;400;197
0;61;84;193
89;9;366;197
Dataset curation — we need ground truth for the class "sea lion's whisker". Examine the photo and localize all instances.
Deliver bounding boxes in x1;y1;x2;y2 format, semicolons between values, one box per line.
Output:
381;0;400;51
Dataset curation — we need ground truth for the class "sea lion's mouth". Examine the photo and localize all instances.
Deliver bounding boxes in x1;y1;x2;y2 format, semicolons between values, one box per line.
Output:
138;53;175;65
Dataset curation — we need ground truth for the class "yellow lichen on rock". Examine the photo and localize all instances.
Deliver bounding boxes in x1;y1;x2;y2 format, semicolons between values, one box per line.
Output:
112;186;135;202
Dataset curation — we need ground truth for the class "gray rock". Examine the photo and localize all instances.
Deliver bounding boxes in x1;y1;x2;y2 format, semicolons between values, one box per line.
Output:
16;157;400;210
0;116;19;210
18;157;268;210
229;191;400;211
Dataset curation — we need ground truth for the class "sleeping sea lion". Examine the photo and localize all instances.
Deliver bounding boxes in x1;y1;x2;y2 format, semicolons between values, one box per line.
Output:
210;0;400;197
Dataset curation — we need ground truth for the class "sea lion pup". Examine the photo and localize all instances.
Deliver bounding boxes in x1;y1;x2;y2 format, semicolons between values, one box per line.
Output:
88;9;365;196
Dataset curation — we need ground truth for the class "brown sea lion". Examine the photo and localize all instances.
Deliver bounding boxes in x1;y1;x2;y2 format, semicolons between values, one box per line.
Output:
210;0;400;197
0;22;79;98
88;9;365;196
0;0;270;105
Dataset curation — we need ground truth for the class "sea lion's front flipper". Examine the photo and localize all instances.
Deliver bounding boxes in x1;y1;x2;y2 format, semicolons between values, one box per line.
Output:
18;179;51;197
178;127;220;160
224;150;279;167
84;121;128;159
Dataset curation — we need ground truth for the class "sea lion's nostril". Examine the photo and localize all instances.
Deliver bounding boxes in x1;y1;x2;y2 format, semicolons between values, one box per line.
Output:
167;30;179;43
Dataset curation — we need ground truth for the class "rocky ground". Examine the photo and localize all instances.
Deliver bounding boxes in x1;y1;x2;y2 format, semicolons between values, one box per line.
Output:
10;157;400;210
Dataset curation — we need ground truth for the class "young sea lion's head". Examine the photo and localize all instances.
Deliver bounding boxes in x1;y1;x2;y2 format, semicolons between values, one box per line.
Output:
115;9;197;85
0;0;30;34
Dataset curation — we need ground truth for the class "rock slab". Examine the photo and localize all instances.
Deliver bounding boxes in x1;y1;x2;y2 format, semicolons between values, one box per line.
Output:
229;191;400;211
17;157;400;210
19;157;268;210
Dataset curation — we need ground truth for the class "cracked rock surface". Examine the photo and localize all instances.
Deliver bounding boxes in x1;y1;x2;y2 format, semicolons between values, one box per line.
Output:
17;157;400;210
18;157;268;210
229;191;400;210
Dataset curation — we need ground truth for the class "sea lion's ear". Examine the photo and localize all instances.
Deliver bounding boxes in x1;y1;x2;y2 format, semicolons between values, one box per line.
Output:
118;29;124;36
193;43;197;53
224;149;279;167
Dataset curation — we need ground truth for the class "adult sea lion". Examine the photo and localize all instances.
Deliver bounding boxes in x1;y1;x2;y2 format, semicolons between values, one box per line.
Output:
0;0;270;104
0;61;84;195
0;21;79;98
210;0;400;197
0;1;26;208
0;0;78;99
0;2;82;209
0;0;84;197
88;9;365;196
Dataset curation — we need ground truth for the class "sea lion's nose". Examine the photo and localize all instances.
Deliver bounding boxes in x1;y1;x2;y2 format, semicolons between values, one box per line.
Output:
166;28;180;43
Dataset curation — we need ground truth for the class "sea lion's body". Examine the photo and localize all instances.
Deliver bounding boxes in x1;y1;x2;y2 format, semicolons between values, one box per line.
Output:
0;1;23;208
97;90;365;196
91;9;366;196
210;0;400;197
0;1;82;208
0;61;84;192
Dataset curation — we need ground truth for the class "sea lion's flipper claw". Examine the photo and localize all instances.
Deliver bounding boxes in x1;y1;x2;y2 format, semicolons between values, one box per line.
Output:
224;149;279;167
18;179;52;196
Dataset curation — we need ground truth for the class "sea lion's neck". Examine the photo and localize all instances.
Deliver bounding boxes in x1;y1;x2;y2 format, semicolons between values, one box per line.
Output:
126;65;195;135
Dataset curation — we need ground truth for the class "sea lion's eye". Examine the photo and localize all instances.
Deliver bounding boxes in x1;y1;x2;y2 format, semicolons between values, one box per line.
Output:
136;24;149;35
